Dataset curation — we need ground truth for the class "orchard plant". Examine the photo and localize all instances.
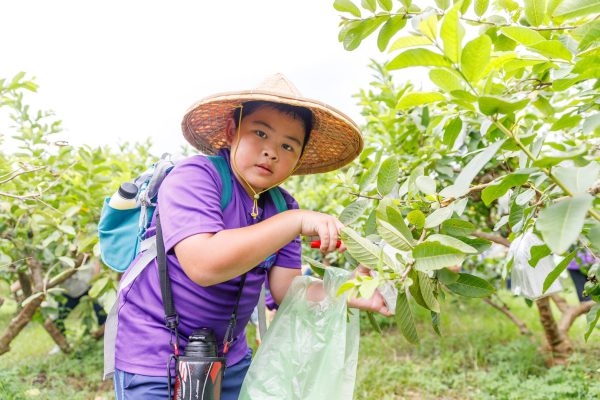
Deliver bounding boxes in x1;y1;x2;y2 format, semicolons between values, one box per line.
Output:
0;74;151;355
325;0;600;364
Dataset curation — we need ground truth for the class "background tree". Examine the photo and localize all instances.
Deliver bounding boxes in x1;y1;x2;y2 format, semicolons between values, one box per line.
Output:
0;73;152;354
319;0;600;365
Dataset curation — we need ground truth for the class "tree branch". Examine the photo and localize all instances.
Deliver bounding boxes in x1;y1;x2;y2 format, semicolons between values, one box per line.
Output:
483;297;531;335
43;319;71;354
473;231;510;247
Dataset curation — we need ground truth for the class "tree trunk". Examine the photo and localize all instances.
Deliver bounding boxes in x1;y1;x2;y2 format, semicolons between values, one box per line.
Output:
0;294;44;355
536;297;573;366
43;319;71;354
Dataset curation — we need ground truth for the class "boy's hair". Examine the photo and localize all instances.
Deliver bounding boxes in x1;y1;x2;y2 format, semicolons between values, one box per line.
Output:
233;101;313;152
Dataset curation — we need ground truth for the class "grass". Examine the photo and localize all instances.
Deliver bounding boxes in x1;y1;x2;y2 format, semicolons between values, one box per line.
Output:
1;281;599;399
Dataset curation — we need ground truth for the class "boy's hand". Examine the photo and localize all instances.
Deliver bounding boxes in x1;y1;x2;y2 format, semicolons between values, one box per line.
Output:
297;210;344;254
347;265;393;317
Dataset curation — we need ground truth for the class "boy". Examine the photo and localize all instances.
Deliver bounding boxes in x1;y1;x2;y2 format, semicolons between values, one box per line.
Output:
112;74;391;399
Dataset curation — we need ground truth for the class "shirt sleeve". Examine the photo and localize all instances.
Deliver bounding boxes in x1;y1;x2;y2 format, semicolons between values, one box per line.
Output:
273;188;302;269
157;156;225;253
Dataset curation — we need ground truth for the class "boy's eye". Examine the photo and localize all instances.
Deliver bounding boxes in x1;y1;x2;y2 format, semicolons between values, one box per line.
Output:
282;143;295;152
255;130;267;138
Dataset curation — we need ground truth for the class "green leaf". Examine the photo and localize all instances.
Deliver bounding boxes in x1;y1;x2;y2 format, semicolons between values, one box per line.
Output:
418;14;439;41
543;249;579;293
361;0;377;12
408;269;430;309
377;0;393;11
524;0;547;26
342;16;388;50
481;172;530;206
576;20;600;51
389;35;431;52
388;49;451;70
478;96;529;115
58;256;75;268
458;236;492;253
446;273;495;297
529;244;552;267
516;189;536;206
419;272;441;313
365;208;378;236
378;219;414;251
430;69;464;92
302;256;327;278
439;139;506;198
337;280;357;297
334;0;362;17
367;311;383;334
413;242;466;272
407;210;426;228
553;162;600;194
474;0;489;16
528;40;572;61
386;206;416;246
397;92;446;109
396;291;420;344
341;227;395;269
553;0;600;19
437;267;460;284
378;15;407;51
426;234;478;253
88;276;110;298
425;206;454;228
501;26;545;45
378;156;399;195
585;303;600;341
533;147;586;168
436;0;451;8
440;2;463;63
587;224;600;253
416;175;437;195
537;194;594;254
431;311;441;335
340;199;370;225
441;116;462;148
58;224;76;236
358;276;380;299
461;35;492;84
441;218;476;236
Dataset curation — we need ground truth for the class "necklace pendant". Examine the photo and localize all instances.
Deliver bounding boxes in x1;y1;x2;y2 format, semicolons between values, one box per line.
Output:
253;194;260;200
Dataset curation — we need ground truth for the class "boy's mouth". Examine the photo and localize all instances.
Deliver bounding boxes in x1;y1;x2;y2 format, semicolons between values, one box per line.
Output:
255;163;273;174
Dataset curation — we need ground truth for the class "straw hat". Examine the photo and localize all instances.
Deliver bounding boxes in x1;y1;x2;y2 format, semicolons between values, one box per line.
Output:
181;73;363;175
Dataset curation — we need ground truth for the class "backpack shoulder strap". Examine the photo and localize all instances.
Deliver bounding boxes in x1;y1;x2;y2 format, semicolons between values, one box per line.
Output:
207;155;232;211
268;187;288;213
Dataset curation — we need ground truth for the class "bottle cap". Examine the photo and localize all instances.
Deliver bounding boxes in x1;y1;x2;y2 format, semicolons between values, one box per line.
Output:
118;182;138;199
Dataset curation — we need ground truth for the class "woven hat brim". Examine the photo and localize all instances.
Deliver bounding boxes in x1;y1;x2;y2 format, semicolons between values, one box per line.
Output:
181;90;363;175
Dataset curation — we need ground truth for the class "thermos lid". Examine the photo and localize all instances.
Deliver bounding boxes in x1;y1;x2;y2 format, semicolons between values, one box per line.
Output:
189;328;216;343
118;182;138;199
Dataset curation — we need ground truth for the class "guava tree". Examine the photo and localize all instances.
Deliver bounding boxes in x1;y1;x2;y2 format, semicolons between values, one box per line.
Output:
324;0;599;364
0;73;151;354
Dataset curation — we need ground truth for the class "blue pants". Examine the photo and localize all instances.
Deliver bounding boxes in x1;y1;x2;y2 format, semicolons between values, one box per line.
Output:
114;351;252;400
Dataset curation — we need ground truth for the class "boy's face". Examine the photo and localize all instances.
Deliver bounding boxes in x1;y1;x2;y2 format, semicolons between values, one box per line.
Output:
225;105;305;194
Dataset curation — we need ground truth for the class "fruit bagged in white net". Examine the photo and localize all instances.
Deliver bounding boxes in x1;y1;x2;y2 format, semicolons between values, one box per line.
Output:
509;230;563;300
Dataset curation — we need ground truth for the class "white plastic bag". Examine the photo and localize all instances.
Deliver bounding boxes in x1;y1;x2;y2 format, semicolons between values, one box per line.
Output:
509;231;563;300
239;267;359;400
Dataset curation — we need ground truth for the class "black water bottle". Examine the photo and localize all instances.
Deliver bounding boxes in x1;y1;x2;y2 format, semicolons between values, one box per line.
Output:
174;328;227;400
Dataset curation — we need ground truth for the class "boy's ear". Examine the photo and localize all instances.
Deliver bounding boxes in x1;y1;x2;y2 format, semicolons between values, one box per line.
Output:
224;117;235;146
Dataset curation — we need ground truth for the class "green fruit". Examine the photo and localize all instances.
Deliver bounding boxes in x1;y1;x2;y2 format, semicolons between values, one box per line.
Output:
583;281;600;297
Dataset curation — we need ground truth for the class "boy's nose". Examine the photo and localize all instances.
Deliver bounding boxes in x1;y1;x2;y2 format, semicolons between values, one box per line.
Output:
263;150;277;161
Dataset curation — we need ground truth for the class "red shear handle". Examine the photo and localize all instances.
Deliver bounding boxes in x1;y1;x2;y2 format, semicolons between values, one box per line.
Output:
310;240;342;249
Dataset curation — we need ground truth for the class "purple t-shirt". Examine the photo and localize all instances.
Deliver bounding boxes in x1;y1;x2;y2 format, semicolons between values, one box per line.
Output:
115;149;301;376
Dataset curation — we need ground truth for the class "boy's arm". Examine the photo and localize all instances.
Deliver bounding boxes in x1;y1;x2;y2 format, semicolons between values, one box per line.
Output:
175;209;342;286
267;266;301;305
